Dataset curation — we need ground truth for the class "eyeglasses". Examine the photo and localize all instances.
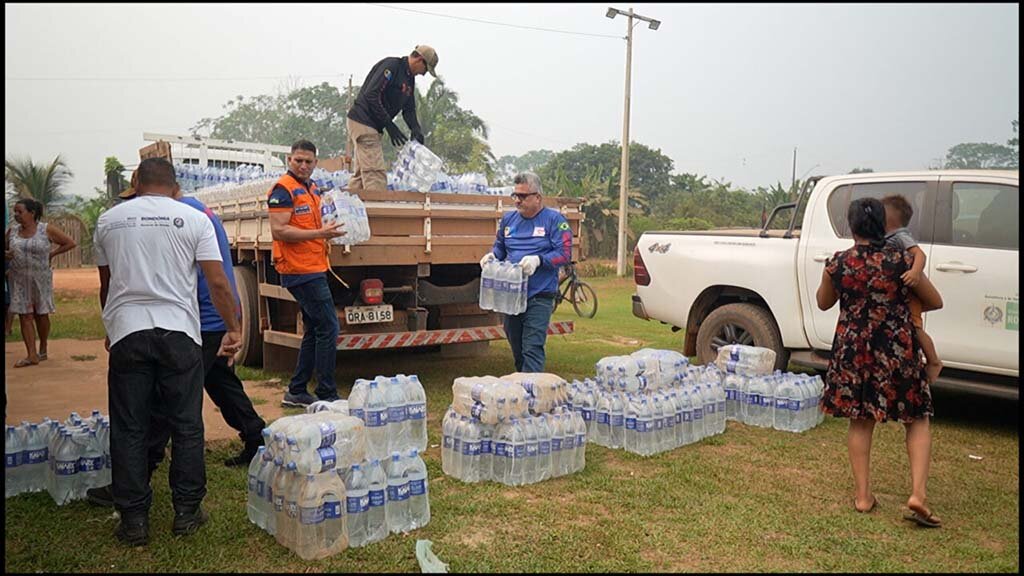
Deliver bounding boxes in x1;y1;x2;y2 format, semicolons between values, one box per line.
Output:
511;193;538;201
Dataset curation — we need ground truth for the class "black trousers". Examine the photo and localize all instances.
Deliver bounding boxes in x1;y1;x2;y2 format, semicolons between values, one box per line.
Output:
147;331;266;470
108;329;206;518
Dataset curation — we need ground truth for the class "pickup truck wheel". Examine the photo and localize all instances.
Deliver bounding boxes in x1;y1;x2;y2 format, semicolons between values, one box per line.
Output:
695;303;789;371
233;265;263;368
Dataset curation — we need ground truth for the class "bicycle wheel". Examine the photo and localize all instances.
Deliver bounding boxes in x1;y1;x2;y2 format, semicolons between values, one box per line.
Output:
570;281;598;318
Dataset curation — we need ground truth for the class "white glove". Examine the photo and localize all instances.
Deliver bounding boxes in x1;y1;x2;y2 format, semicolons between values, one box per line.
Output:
519;255;541;276
479;252;496;269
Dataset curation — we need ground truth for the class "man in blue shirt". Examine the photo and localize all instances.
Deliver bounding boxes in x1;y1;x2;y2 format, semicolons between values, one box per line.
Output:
481;172;572;372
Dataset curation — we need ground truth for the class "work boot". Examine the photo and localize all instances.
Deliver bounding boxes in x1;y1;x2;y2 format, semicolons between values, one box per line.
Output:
172;506;210;536
115;515;149;547
282;391;317;408
86;484;114;508
223;437;263;468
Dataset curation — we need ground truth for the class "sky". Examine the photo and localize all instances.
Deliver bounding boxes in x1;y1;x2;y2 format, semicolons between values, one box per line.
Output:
5;3;1019;197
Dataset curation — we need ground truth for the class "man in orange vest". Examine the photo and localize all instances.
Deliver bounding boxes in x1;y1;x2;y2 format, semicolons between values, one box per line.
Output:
268;140;346;407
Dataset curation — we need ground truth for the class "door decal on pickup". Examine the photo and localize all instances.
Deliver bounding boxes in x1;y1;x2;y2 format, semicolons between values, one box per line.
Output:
648;242;671;254
981;296;1019;331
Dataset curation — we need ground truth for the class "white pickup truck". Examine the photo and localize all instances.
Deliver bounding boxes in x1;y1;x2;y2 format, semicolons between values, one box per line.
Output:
632;170;1019;400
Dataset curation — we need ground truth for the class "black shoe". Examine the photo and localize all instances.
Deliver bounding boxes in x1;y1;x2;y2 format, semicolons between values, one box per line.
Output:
282;391;317;408
172;506;209;536
87;485;114;508
115;516;149;547
223;438;263;467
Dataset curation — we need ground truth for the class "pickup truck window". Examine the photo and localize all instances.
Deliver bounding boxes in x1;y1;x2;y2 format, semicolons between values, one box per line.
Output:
827;181;929;241
948;182;1018;251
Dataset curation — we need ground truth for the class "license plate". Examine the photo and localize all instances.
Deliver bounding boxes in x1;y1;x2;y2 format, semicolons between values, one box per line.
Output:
344;305;394;325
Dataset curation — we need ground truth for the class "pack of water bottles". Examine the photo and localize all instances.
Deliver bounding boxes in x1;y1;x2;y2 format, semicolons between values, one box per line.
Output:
346;374;429;460
392;141;446;192
479;260;528;315
5;410;111;505
723;372;825;432
441;406;586;486
450;376;529;425
715;344;777;377
594;348;690;393
175;162;277;193
319;188;371;246
341;450;431;548
572;363;728;457
500;372;570;415
307;399;349;415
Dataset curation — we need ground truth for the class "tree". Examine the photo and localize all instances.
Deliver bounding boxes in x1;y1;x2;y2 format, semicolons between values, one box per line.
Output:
943;142;1018;169
191;82;355;157
545;164;647;258
5;155;73;211
494;149;555;185
63;190;110;264
104;156;130;201
537;141;674;206
1008;118;1019;157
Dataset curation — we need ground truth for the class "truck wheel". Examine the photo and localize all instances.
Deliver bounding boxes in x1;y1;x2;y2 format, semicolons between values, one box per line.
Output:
233;264;263;368
695;303;789;371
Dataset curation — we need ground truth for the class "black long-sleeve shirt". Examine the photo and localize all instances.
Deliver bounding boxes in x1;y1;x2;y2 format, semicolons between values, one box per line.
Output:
347;56;422;135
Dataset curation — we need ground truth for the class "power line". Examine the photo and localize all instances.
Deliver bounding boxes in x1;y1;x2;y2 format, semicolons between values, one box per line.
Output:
364;3;622;39
4;74;349;82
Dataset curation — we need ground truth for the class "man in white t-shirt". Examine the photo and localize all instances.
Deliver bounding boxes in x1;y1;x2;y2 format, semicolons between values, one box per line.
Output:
94;158;241;547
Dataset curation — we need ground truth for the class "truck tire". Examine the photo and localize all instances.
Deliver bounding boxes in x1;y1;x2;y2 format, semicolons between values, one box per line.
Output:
695;303;789;371
233;264;263;368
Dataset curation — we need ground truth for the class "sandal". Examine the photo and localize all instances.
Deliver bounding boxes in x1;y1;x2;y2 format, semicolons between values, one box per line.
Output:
38;352;48;361
14;358;39;368
903;507;942;528
854;496;877;514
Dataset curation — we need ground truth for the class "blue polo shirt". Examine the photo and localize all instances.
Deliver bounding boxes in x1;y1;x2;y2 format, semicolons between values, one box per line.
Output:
179;196;241;332
492;206;573;298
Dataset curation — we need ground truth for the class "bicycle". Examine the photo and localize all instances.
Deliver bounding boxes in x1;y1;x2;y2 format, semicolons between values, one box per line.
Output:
554;263;598;318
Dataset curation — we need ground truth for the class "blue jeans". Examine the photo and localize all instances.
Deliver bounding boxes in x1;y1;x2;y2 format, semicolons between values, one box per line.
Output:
286;276;339;399
504;294;555;373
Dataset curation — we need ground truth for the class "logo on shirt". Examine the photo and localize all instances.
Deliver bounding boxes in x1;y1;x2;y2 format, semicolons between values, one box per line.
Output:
557;222;571;231
504;226;511;237
269;196;282;205
533;226;546;237
173;217;184;229
295;205;312;215
384;69;392;82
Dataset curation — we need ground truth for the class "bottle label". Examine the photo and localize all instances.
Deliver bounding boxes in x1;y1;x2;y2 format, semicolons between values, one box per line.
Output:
469;441;481;456
694;408;704;420
26;448;48;465
513;444;526;459
351;408;365;421
597;412;610;425
718;401;726;413
612;414;625;427
577;434;586;446
625;417;637;431
790;399;802;411
442;434;452;449
248;473;258;493
747;394;761;406
317;422;337;448
726;389;736;400
409;478;427;497
675;413;682;425
387;482;410;502
300;505;325;525
707;403;716;415
347;492;368;514
539;440;551;456
6;453;20;468
471;403;485;420
256;480;266;498
286;501;299;518
266;486;274;503
664;416;675;428
323;500;344;519
365;409;387;427
563;436;575;450
369;489;386;508
452;438;462;454
317;447;337;472
551;438;562;451
407;403;427;420
480;439;492;454
274;494;285;512
682;412;692;423
775;398;789;409
582;409;595;422
654;418;663;431
482;278;494;289
493;442;508;458
78;456;105;473
55;459;78;476
525;443;538;457
460;440;474;456
388;405;407;423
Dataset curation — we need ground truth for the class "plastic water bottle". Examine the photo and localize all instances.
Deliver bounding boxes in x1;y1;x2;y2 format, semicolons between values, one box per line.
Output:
536;415;552;482
53;432;82;505
383;376;410;454
507;418;527;486
404;375;428;453
572;411;587;473
247;447;266;527
78;430;104;492
5;425;23;498
479;423;494;482
318;471;347;558
364;381;390;460
365;459;388;544
348;379;370;422
522;417;539;484
450;416;465;480
385;452;410;534
494;261;511;313
271;458;290;541
406;449;430;530
608;393;625;449
460;418;481;483
479;260;497;311
773;377;795;432
345;463;371;548
441;408;456;477
594;392;610;447
255;448;276;532
492;419;509;484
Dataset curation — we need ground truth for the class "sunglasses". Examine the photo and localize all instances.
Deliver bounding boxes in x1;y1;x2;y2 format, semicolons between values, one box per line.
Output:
511;192;538;201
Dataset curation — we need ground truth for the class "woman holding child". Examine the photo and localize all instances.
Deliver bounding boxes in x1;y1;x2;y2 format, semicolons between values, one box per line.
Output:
816;196;945;528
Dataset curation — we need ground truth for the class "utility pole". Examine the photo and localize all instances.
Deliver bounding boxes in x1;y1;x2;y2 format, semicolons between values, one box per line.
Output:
607;6;660;277
345;74;354;172
791;147;797;194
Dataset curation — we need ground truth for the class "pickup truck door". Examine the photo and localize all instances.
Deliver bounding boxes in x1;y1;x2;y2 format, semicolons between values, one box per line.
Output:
926;176;1019;374
800;177;938;350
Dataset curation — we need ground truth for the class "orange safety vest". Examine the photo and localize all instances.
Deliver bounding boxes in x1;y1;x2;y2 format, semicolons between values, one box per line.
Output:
268;173;329;275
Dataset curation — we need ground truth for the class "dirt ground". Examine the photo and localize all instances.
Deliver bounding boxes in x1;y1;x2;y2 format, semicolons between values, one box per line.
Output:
5;268;288;441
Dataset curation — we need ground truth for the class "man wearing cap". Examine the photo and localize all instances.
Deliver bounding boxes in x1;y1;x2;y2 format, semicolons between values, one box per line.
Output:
346;45;439;192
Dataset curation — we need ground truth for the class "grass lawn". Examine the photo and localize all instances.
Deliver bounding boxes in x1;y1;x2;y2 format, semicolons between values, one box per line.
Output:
4;276;1019;572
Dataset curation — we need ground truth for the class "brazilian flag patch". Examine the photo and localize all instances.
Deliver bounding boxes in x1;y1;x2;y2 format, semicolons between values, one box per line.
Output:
557;221;571;231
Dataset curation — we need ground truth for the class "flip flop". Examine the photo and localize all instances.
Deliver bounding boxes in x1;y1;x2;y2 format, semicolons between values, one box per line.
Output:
903;510;942;528
14;358;39;368
854;496;878;514
38;353;48;361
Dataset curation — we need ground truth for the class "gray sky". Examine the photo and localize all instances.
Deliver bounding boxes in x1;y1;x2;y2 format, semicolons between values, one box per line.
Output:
5;3;1019;197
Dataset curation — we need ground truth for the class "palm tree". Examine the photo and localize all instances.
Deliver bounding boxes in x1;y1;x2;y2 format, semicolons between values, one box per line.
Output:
550;164;647;258
5;155;73;212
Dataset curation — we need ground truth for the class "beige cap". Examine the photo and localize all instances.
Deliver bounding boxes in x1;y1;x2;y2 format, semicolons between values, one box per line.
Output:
119;169;139;199
414;44;438;77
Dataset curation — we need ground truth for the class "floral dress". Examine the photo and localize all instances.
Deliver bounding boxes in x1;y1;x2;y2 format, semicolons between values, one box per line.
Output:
8;222;55;316
821;244;932;423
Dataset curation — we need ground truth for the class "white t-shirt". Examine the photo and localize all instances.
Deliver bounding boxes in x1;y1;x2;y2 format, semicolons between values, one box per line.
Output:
94;195;222;347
